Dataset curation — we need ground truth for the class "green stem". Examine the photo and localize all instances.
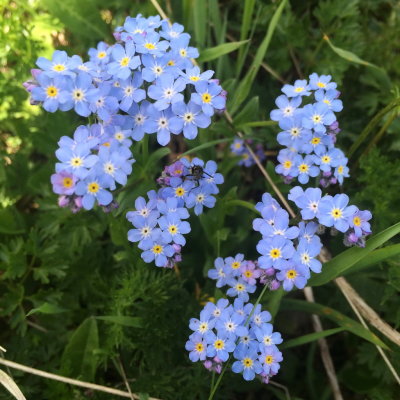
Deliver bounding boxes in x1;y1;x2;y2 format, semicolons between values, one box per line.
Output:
207;284;270;400
141;134;149;161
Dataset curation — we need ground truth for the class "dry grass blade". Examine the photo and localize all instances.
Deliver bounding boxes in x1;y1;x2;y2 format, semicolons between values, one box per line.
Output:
0;369;26;400
0;358;162;400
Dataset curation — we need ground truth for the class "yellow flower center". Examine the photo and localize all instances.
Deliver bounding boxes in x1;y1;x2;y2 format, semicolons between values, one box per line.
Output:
199;322;208;333
231;261;241;270
283;160;292;169
104;162;115;174
269;248;281;259
299;163;309;173
53;64;65;72
322;156;331;164
317;81;326;88
312;114;322;123
190;76;200;82
102;142;110;147
195;343;204;353
87;182;99;193
184;113;194;123
120;57;130;67
294;86;304;93
243;357;254;368
144;43;156;50
71;157;83;167
353;216;361;226
291;128;300;137
265;355;274;364
46;86;58;98
214;339;225;350
175;187;185;197
97;51;107;59
72;89;84;101
168;225;178;234
115;132;124;141
311;137;321;145
179;48;187;57
323;99;331;106
338;166;344;174
167;60;175;66
286;269;297;279
152;244;163;254
202;93;211;103
235;283;245;292
263;336;272;345
244;270;253;278
331;208;342;219
62;177;73;188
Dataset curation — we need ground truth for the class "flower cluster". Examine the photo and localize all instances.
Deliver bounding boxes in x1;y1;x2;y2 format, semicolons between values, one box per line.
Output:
289;186;372;247
208;255;281;300
127;157;224;267
186;298;283;383
52;124;134;210
230;138;266;167
271;73;349;186
24;14;226;147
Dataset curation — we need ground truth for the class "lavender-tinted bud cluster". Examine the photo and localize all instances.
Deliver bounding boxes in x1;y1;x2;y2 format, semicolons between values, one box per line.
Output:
230;138;266;167
271;73;349;186
127;157;224;268
186;299;283;383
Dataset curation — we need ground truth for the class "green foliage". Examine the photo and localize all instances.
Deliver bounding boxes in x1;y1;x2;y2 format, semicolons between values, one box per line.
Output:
1;0;400;399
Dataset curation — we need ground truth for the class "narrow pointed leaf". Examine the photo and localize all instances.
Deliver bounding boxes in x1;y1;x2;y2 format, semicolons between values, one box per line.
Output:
198;40;249;63
95;316;142;328
0;370;26;400
309;222;400;286
26;302;68;317
178;138;233;157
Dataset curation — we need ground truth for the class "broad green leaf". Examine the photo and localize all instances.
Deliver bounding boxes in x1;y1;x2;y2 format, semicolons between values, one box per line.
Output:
198;40;249;63
345;244;400;275
264;288;285;319
324;35;379;69
26;302;68;317
309;221;400;286
240;0;256;43
282;299;388;349
143;147;170;173
208;0;223;40
95;316;142;328
280;327;345;350
61;318;99;381
224;199;258;214
193;0;207;47
178;138;233;157
0;370;26;400
233;96;259;127
230;0;288;114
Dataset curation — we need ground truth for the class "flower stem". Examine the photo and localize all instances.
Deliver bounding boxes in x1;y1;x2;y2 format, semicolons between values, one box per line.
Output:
207;284;270;400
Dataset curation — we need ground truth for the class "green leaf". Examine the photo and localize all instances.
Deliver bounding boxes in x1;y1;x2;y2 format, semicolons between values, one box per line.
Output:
265;288;285;319
280;327;345;350
345;244;400;275
240;0;256;43
198;40;249;63
241;120;277;127
233;96;259;127
0;208;25;234
309;221;400;286
193;0;207;47
26;302;68;317
229;0;288;114
178;138;234;157
139;394;149;400
324;35;379;69
143;147;170;173
95;316;142;328
282;299;388;349
61;318;99;381
224;199;258;214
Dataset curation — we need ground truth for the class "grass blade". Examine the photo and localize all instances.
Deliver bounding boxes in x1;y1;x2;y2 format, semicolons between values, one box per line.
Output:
198;40;249;63
0;370;26;400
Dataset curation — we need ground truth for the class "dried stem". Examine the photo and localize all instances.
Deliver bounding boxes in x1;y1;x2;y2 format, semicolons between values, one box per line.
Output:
0;358;161;400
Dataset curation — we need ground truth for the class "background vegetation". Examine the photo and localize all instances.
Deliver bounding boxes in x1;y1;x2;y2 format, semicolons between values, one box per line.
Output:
1;0;399;399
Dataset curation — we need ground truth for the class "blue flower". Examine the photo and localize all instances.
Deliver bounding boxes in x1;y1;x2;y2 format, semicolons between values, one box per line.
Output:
232;346;262;381
161;180;195;207
226;278;256;302
275;149;297;177
203;298;230;320
277;116;312;150
292;187;322;220
108;42;140;80
36;50;79;78
259;208;299;240
281;79;311;98
254;323;283;348
88;41;111;64
127;214;161;249
189;307;215;336
205;332;235;362
157;196;189;219
223;253;245;277
276;261;309;291
314;147;342;173
170;35;199;68
129;101;153;141
250;304;272;327
159;213;191;245
31;74;69;112
318;194;357;232
126;195;159;220
160;21;187;41
349;209;372;237
185;186;216;215
259;346;283;375
257;236;295;269
270;95;302;122
185;333;207;362
309;73;337;91
141;239;175;267
63;73;97;117
75;173;113;210
146;106;176;146
87;83;119;122
134;32;169;56
148;73;186;110
191;81;225;116
208;257;230;288
292;154;319;184
180;66;214;84
117;73;146;112
314;89;343;112
293;237;322;273
215;308;247;339
301;103;336;133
